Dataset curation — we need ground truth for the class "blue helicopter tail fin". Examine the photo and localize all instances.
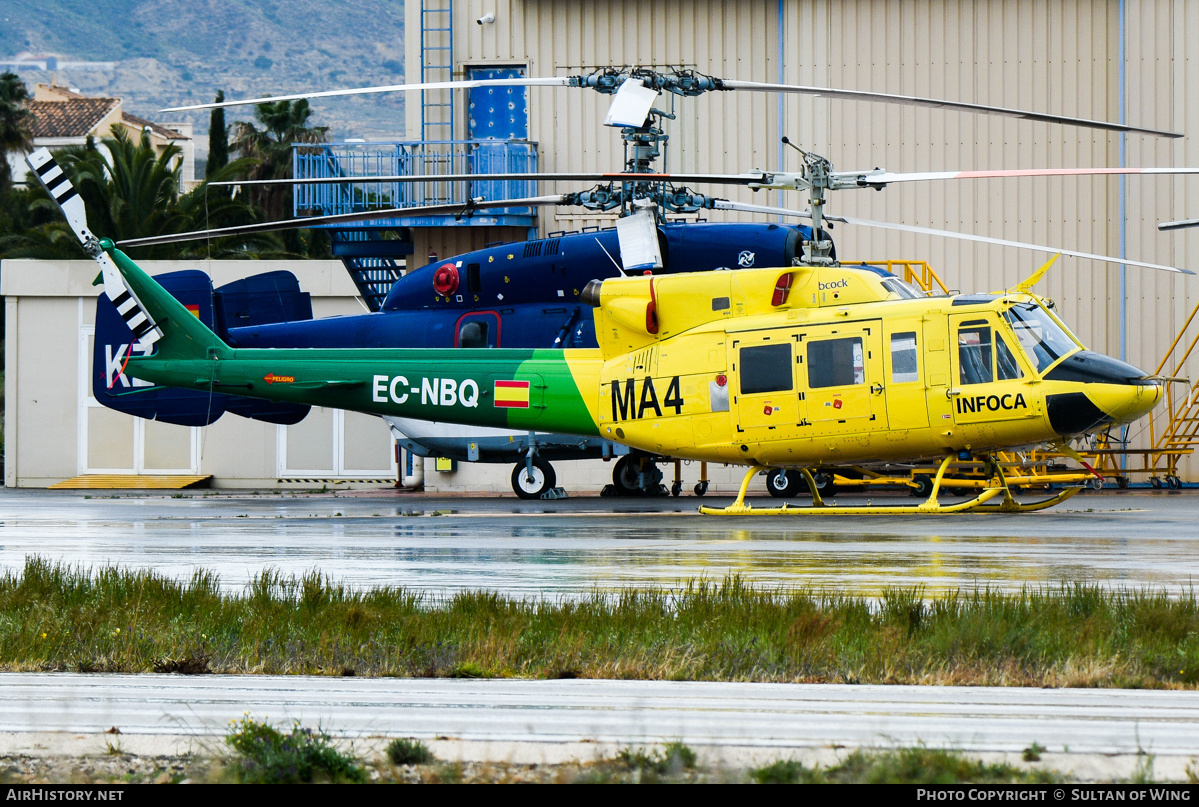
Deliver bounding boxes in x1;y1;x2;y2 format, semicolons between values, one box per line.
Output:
93;269;227;426
94;267;311;426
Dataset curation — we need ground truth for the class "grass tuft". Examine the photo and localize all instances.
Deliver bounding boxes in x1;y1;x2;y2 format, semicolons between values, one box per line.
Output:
386;738;435;766
616;742;698;779
224;715;366;784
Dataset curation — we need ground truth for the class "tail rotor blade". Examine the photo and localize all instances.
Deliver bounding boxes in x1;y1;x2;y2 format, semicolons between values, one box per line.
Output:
26;148;162;347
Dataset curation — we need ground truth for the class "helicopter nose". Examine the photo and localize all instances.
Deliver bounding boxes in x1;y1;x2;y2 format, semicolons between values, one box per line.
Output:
1088;378;1160;424
1043;351;1162;436
1084;376;1162;425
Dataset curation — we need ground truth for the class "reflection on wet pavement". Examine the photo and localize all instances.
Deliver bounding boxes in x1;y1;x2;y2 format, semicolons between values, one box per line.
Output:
0;490;1194;598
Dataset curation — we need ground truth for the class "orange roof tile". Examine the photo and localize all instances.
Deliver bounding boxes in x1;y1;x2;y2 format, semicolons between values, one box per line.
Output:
29;97;119;138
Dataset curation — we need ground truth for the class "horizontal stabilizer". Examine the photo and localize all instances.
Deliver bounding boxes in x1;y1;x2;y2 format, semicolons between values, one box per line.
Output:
215;271;312;332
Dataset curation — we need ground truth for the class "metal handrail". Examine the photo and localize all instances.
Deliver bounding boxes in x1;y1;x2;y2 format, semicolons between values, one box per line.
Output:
862;260;952;296
291;140;539;218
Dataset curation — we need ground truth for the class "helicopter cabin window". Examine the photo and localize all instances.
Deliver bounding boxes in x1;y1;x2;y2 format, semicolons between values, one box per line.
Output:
958;325;993;385
880;277;923;300
808;337;865;388
739;343;793;394
466;264;482;294
996;335;1023;380
459;320;489;348
890;332;919;383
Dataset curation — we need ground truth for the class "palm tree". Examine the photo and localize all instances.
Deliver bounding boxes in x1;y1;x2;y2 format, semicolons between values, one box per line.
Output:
0;71;34;193
0;127;282;260
230;99;329;222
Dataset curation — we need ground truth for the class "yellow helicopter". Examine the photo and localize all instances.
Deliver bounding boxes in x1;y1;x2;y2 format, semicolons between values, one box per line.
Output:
581;253;1164;514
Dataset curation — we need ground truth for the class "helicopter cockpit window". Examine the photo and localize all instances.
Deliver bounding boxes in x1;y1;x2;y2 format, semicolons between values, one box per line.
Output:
890;332;919;383
740;343;793;394
1003;304;1077;373
958;326;993;385
808;337;865;388
880;277;923;300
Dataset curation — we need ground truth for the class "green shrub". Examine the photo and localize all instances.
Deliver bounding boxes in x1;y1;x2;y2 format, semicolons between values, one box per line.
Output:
225;715;366;784
387;737;435;765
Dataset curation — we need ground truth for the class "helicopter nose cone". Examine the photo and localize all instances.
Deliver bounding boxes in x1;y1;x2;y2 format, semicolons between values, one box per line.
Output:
1085;376;1162;424
1043;352;1161;436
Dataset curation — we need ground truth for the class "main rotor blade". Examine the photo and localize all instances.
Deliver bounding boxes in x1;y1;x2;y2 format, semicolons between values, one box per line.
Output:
720;80;1181;139
115;195;572;248
165;71;1177;139
863;166;1199;185
161;77;573;112
711;199;847;224
209;171;768;188
713;200;1193;275
1159;218;1199;231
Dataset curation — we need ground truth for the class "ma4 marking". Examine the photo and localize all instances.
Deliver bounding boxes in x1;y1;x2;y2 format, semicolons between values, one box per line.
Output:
610;376;684;421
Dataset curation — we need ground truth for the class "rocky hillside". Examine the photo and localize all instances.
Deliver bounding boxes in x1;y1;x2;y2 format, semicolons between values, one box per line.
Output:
2;0;408;152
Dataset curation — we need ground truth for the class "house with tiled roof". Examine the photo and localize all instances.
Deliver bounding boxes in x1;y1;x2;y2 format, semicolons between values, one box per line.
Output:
7;83;194;189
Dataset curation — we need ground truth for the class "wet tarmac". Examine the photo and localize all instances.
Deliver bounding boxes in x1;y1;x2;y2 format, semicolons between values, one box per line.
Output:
0;488;1196;598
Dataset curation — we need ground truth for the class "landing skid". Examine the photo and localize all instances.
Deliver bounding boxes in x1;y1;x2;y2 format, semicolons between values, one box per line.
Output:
699;455;1084;516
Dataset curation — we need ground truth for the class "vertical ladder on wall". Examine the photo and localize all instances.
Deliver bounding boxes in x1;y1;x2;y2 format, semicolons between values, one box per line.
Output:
420;0;454;142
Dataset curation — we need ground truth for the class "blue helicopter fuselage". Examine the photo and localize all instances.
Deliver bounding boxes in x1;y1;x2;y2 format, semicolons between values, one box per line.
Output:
225;222;812;350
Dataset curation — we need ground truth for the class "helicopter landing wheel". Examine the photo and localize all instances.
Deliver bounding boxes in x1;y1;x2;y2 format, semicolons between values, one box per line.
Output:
611;455;642;496
766;469;803;498
694;481;709;496
511;459;556;500
910;475;934;498
811;471;836;498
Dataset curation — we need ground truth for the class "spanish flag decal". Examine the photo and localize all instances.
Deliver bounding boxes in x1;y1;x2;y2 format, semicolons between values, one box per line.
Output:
185;304;201;318
494;379;530;408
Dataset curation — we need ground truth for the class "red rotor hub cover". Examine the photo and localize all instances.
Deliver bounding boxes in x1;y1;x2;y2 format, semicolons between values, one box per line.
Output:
432;263;459;296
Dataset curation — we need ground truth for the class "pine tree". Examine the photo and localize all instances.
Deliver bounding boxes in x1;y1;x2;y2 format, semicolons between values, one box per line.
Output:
206;90;228;178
